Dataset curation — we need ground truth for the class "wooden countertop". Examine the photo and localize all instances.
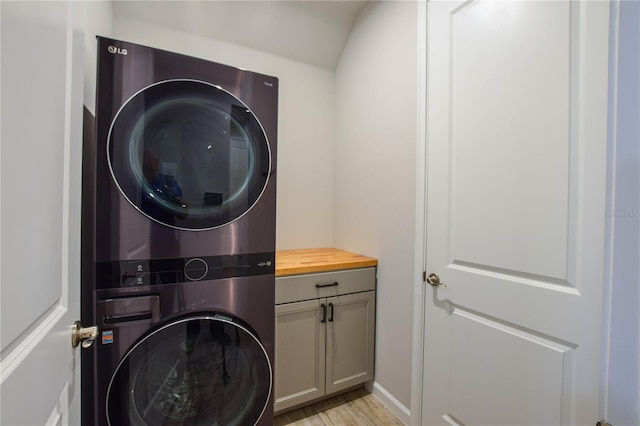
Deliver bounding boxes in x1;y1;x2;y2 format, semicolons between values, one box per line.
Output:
275;248;378;277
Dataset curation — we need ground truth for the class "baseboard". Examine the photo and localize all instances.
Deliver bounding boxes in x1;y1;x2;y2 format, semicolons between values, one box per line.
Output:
367;381;411;425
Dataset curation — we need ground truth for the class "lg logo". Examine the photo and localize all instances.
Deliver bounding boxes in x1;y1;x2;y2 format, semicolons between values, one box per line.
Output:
107;45;127;55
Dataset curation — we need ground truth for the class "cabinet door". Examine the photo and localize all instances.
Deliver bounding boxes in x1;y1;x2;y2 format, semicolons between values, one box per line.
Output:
326;291;376;395
274;299;326;413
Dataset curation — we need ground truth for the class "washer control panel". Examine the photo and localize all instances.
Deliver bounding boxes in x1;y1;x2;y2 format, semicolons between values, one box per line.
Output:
95;252;275;289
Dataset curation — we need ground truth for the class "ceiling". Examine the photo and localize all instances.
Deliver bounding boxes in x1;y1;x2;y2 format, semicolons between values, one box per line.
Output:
112;1;370;70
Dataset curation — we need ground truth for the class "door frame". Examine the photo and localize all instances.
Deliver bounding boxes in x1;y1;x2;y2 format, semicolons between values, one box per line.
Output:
598;0;640;424
410;1;428;424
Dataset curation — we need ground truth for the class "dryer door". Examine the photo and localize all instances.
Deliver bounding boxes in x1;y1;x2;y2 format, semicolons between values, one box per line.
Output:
106;315;272;426
108;79;271;230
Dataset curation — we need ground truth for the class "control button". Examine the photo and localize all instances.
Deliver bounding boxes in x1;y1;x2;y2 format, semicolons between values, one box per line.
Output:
184;258;208;281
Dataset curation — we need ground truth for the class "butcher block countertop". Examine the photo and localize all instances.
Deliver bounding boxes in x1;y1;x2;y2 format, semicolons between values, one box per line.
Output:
275;248;378;277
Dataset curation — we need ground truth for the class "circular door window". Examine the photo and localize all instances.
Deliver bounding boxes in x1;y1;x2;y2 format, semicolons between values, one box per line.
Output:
108;80;271;230
106;315;272;426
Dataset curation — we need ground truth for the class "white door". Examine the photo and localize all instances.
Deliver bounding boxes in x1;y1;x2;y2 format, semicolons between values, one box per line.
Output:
422;1;609;425
1;1;84;424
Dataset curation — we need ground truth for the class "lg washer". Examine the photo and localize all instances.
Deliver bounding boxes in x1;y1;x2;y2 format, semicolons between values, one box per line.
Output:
81;37;278;425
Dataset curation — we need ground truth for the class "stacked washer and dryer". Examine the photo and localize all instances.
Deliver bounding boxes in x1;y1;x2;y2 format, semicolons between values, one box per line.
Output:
81;37;278;425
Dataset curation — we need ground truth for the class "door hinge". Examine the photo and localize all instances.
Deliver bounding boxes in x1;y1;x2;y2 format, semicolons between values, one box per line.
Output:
596;421;613;426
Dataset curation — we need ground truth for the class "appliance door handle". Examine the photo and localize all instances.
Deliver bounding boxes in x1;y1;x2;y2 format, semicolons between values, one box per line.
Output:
316;281;339;288
104;311;153;324
320;303;327;323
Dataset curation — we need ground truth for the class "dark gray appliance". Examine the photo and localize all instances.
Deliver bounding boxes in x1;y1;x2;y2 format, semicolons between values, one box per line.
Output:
81;37;278;426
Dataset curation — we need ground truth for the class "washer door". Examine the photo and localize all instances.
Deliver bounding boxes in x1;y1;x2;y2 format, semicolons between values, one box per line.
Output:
108;79;271;230
106;315;272;426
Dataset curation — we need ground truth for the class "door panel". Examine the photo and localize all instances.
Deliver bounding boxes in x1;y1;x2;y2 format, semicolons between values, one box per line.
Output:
0;1;83;424
448;308;572;425
450;0;572;280
0;1;67;349
423;1;609;425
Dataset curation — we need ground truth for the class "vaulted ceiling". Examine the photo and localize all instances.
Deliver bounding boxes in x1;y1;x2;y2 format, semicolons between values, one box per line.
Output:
112;1;369;70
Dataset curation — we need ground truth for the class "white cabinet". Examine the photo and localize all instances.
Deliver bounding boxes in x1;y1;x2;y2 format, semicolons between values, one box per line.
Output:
274;267;376;413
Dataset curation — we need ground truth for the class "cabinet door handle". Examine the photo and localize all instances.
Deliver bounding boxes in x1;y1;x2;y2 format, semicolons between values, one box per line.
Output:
316;281;339;288
320;303;327;323
328;303;334;322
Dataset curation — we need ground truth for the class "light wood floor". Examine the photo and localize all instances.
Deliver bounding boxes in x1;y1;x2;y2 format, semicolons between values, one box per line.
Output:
274;387;405;426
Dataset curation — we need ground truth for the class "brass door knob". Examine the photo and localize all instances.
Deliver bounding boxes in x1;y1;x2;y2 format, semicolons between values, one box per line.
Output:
71;320;99;349
426;273;446;288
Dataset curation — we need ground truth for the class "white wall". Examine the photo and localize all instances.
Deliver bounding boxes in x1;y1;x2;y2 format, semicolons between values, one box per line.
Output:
105;3;421;421
84;1;113;114
334;2;419;420
602;1;640;424
111;17;335;250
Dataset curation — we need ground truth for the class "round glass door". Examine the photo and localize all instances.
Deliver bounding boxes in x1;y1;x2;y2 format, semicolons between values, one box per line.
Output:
108;79;271;230
106;316;272;426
